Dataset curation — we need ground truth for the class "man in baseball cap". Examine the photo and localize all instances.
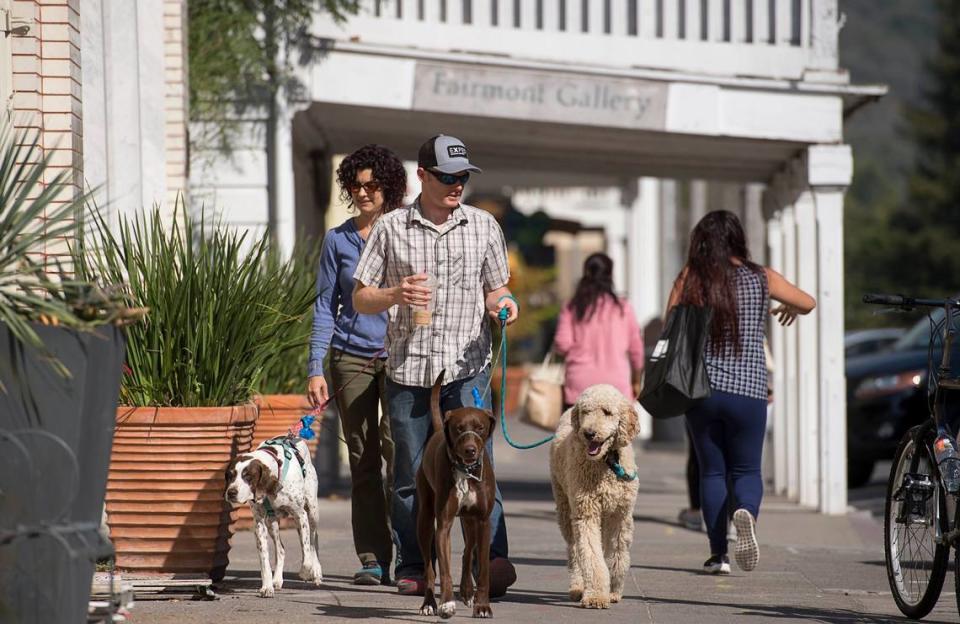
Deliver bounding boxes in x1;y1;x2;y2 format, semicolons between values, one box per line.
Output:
417;134;483;173
352;133;519;600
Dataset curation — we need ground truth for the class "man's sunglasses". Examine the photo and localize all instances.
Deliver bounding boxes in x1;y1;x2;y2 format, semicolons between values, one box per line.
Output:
427;169;470;186
348;180;381;194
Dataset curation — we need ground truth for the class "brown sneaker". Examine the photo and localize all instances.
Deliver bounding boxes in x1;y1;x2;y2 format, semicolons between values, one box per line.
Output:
488;558;517;599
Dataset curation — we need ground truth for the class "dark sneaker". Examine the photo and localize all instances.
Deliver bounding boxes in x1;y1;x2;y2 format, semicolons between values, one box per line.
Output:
489;558;517;598
677;508;703;531
396;575;427;596
354;562;387;586
733;508;759;572
703;554;730;575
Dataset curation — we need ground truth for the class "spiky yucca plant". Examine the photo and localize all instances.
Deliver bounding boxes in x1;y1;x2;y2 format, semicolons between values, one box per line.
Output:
256;238;321;395
77;204;316;407
0;126;98;369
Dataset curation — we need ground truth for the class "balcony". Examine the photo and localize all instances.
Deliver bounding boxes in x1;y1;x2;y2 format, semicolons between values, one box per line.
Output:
312;0;842;83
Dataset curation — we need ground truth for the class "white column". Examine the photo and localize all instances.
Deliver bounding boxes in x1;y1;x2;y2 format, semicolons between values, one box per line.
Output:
795;190;820;508
275;105;297;258
626;177;661;441
781;205;800;501
659;180;682;305
627;177;662;323
808;144;852;514
766;211;788;496
690;179;707;226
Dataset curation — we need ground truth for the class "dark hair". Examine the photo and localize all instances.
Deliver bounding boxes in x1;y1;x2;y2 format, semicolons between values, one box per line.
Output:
569;253;622;322
336;144;407;212
677;210;760;355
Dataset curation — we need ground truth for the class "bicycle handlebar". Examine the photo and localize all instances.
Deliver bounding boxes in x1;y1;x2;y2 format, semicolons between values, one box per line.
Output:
863;293;960;308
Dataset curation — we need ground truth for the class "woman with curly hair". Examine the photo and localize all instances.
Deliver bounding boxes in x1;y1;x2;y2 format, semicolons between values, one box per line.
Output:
307;144;407;585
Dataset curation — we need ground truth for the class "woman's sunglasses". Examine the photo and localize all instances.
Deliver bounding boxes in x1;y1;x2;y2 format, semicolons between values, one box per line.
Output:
348;180;381;195
427;170;470;186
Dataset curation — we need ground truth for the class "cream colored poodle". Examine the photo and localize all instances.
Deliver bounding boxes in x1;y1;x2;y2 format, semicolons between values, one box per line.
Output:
550;384;640;609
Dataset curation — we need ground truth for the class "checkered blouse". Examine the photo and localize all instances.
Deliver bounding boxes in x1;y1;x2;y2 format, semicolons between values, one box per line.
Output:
353;198;510;388
704;266;770;400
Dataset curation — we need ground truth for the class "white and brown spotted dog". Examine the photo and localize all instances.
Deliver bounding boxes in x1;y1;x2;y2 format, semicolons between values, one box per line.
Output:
225;436;323;597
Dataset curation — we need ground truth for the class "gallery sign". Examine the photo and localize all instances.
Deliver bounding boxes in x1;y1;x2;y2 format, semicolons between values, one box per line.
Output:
413;62;667;130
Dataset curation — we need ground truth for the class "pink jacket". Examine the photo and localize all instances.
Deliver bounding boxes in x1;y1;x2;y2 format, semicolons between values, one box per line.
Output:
553;296;645;406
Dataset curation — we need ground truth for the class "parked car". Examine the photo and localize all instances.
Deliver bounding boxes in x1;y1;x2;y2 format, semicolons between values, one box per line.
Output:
846;308;960;488
844;327;906;359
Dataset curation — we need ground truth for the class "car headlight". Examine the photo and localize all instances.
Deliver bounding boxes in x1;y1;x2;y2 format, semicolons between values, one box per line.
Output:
854;369;925;401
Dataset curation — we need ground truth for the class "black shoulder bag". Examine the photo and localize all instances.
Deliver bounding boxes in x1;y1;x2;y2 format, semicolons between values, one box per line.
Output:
638;304;712;419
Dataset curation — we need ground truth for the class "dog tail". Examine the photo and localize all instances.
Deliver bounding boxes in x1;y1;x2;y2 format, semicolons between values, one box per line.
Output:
430;371;445;433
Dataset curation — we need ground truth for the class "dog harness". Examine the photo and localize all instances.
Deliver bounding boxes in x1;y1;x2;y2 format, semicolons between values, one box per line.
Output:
258;436;307;517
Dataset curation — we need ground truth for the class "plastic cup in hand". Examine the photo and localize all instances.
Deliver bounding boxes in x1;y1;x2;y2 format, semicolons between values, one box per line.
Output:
413;274;437;326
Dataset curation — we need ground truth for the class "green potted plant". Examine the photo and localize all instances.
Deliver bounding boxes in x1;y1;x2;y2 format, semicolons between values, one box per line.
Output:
0;126;133;624
239;239;320;529
78;204;314;581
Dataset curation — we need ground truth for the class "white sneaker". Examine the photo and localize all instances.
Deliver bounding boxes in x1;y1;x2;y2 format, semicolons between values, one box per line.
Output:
727;521;738;542
732;509;759;572
703;554;730;574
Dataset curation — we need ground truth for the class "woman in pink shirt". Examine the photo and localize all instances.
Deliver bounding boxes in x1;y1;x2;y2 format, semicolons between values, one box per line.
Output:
553;253;645;409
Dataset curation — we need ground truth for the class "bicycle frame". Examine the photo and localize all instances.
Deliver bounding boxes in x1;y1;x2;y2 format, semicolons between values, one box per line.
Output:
863;294;960;544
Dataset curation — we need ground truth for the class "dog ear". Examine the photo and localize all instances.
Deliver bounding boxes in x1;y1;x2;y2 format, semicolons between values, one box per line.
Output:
617;398;641;446
569;402;581;432
247;460;281;500
443;410;456;448
486;409;497;438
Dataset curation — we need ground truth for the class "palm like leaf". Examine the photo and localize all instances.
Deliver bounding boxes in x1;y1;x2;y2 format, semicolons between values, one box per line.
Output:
78;203;316;407
0;125;94;368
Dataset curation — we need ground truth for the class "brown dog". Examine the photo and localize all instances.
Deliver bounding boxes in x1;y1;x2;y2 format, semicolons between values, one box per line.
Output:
416;373;497;619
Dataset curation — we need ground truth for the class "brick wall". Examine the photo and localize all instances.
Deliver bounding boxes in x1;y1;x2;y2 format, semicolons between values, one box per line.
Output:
12;0;82;265
164;0;188;209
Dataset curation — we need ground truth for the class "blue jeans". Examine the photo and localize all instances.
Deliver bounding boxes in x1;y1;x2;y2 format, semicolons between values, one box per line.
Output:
685;390;767;556
386;368;508;576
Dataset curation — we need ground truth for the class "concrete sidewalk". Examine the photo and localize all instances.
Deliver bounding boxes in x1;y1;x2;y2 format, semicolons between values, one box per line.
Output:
132;421;960;623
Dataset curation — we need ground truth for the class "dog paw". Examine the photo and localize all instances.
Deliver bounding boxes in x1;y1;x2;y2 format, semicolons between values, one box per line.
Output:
272;576;284;591
580;592;610;609
438;601;457;619
569;586;584;601
258;585;275;598
460;592;475;607
419;602;437;616
473;604;493;618
610;592;622;603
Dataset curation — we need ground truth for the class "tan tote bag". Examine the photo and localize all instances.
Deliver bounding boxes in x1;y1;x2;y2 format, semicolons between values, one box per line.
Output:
519;351;565;431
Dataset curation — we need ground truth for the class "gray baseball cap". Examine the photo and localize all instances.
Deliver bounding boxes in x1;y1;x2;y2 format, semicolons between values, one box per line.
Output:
417;134;482;174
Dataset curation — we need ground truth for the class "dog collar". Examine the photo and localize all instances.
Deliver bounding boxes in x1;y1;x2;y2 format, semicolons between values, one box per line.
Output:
605;451;638;482
447;447;484;482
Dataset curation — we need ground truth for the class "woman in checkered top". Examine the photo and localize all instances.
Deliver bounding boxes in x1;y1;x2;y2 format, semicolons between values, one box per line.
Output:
666;210;815;575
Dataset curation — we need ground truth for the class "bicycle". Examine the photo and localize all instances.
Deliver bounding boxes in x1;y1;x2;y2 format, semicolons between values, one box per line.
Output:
863;293;960;619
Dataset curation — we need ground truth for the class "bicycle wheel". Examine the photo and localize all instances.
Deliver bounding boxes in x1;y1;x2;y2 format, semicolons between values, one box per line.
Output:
885;425;949;618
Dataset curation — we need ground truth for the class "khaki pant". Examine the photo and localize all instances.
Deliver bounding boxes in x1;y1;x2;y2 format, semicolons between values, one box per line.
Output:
328;349;394;567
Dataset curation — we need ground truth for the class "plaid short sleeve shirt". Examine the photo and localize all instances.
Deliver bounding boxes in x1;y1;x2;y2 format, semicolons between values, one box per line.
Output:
353;198;511;387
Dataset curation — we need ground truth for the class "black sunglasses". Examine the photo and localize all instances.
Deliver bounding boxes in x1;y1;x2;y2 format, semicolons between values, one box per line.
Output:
427;169;470;186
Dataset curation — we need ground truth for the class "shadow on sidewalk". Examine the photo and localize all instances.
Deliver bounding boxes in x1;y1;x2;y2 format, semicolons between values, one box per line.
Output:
644;596;955;623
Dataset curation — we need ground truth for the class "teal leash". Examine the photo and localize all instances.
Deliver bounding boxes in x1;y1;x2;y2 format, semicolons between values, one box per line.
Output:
492;306;555;450
487;304;636;480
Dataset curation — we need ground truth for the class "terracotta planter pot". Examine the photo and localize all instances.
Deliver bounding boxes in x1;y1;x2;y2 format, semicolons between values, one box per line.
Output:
233;394;319;530
106;405;258;581
491;365;528;417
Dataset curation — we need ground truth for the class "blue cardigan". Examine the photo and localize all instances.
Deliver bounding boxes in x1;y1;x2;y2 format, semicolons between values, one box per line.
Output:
307;218;388;378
